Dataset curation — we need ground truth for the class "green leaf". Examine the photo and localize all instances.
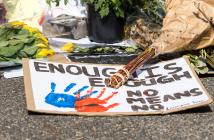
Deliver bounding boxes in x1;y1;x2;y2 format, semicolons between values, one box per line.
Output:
9;40;23;46
125;47;136;53
64;0;69;5
195;66;209;74
0;41;9;48
6;31;16;40
21;46;38;56
9;38;34;46
95;0;105;11
115;7;124;17
0;56;7;61
0;43;24;57
18;29;29;35
3;57;21;63
23;38;35;44
79;48;90;53
0;30;9;40
46;0;51;6
195;59;206;67
17;51;28;58
100;7;110;17
0;28;6;36
11;34;30;40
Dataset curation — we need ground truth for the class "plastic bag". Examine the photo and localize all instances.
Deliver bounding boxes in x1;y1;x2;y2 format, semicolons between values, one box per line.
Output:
151;0;214;55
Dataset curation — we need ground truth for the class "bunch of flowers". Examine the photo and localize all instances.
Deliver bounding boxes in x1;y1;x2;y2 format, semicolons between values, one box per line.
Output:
0;21;54;62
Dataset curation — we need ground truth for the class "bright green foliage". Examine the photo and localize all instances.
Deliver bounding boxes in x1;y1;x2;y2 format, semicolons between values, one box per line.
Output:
0;22;50;63
200;49;214;70
70;45;139;54
186;48;214;74
46;0;69;6
83;0;132;18
187;54;209;74
128;0;165;25
46;0;133;18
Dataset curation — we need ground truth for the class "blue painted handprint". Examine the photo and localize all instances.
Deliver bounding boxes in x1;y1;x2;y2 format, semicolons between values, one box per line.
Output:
45;82;98;108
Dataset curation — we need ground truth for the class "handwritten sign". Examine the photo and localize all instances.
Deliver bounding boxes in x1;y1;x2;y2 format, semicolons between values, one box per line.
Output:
23;57;212;115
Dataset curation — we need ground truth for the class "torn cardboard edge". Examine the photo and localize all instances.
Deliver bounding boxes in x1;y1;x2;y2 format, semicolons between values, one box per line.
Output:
22;57;213;116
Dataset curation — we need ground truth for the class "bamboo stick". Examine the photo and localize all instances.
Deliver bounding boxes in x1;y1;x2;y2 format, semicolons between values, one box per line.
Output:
105;47;156;88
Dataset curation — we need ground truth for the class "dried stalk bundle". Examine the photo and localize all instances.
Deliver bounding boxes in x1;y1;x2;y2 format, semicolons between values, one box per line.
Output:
125;19;161;49
106;0;214;88
105;47;155;88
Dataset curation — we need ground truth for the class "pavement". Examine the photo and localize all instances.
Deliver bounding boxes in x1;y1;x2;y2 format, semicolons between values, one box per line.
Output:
0;58;214;140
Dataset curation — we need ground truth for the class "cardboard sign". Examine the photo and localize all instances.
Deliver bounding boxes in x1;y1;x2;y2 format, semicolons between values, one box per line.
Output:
23;57;212;116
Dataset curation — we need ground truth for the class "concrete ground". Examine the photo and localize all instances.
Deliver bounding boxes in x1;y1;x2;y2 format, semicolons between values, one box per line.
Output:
0;57;214;139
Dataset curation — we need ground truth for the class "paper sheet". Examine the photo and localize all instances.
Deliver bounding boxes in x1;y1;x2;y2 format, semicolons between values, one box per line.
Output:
22;57;213;115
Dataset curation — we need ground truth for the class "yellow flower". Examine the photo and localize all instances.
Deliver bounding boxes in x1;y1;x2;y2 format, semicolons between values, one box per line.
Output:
23;25;34;33
35;33;49;46
23;25;41;34
40;37;49;46
31;27;40;34
20;23;48;45
61;43;75;52
36;49;55;58
10;21;25;28
36;43;48;48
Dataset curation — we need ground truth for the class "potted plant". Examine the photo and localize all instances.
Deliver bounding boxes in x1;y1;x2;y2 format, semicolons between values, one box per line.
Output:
47;0;133;43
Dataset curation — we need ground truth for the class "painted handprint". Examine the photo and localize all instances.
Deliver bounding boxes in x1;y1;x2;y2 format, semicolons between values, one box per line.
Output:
75;88;119;112
45;82;119;112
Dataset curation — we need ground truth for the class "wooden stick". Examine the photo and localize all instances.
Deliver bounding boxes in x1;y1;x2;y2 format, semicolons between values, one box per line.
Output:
105;47;156;88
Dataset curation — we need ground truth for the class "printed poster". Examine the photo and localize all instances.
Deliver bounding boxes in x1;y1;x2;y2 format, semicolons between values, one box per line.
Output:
23;57;213;116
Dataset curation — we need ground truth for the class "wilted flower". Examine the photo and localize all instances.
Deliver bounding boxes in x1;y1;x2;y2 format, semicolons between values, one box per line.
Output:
61;43;75;52
37;48;55;58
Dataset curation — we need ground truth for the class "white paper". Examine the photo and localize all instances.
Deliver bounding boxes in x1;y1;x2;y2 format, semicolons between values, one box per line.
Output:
3;68;23;79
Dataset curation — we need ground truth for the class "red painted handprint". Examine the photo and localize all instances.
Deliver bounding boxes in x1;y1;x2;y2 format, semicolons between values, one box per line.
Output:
75;88;119;112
